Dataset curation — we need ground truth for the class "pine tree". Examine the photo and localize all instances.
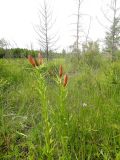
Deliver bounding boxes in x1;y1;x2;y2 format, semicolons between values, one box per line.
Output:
104;0;120;60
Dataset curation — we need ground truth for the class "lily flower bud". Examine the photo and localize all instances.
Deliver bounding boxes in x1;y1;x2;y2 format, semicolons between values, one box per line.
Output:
28;55;36;67
63;74;68;87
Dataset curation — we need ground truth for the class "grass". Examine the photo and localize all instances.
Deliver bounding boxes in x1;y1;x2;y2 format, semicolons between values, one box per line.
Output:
0;56;120;159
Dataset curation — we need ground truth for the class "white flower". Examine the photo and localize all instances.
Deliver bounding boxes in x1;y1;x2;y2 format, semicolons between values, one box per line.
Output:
82;103;87;107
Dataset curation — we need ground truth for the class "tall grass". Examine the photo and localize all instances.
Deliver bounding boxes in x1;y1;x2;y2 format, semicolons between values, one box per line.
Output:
0;56;120;159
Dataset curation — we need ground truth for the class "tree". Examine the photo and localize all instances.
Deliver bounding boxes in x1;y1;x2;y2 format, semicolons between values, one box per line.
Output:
71;0;91;60
104;0;120;60
34;0;58;61
0;38;8;49
82;40;100;54
76;0;81;53
62;49;66;55
75;0;84;58
82;41;101;69
69;41;81;54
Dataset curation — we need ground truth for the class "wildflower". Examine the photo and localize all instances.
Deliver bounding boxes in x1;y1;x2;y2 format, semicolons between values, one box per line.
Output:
63;74;68;87
38;53;43;65
28;55;36;67
59;65;63;78
82;103;87;107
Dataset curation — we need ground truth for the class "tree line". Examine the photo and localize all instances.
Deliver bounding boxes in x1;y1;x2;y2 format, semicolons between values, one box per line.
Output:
0;46;66;59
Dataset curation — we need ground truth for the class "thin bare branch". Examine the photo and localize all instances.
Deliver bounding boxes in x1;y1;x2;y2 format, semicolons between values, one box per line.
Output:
96;16;110;31
101;8;113;23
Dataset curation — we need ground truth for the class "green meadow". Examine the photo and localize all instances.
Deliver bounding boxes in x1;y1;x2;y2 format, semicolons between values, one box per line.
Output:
0;55;120;160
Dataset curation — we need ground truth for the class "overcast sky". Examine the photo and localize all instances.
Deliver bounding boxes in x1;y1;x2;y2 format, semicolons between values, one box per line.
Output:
0;0;119;51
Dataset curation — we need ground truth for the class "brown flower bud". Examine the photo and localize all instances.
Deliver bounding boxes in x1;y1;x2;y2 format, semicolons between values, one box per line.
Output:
63;74;68;87
28;55;36;67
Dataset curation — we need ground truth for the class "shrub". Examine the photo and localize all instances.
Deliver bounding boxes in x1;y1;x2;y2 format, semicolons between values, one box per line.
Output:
0;48;5;58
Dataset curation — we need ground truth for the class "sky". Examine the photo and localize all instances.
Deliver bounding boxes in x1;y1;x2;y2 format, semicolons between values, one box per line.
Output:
0;0;119;51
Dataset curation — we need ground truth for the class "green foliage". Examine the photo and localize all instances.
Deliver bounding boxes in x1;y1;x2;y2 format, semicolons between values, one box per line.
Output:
0;48;39;58
105;17;120;54
0;56;120;159
83;52;103;69
113;50;120;61
82;40;100;54
0;48;5;58
0;48;65;59
0;38;7;49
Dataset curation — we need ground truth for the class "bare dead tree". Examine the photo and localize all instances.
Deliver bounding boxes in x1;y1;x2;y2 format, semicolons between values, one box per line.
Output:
76;0;81;53
74;0;85;58
70;0;92;60
76;0;93;53
34;0;58;61
0;38;8;49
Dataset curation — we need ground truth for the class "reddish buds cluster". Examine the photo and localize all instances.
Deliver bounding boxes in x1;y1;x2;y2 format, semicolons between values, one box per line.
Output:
59;65;68;87
28;53;43;67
